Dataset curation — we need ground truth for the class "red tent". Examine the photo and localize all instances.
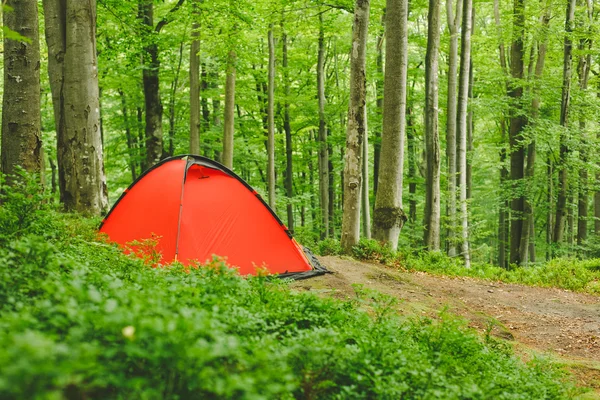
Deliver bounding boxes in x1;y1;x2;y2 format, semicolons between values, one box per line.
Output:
99;155;325;278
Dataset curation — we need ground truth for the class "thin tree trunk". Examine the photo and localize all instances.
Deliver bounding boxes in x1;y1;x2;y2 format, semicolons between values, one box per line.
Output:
189;0;201;154
457;0;473;267
317;14;329;238
267;25;276;209
371;0;408;251
222;50;236;169
577;4;592;245
373;11;385;197
2;0;42;179
201;63;210;150
282;30;294;233
341;0;371;252
167;41;184;157
553;0;577;245
466;55;474;200
423;0;441;250
519;9;550;263
43;0;107;214
494;0;508;268
407;93;417;226
362;123;371;239
446;0;462;256
118;88;138;181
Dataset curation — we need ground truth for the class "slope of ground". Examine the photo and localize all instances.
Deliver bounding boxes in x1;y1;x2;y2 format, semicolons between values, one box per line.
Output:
293;256;600;395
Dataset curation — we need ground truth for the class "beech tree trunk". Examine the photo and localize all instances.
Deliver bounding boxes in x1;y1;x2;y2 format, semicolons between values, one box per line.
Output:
118;89;137;181
576;3;592;245
553;0;577;244
43;0;107;214
508;0;526;266
494;0;508;268
446;0;462;256
423;0;441;251
371;0;408;251
189;0;201;154
222;50;236;169
1;0;42;179
373;12;385;198
318;14;330;238
341;0;370;253
283;30;294;233
362;123;371;239
457;0;473;267
267;25;276;209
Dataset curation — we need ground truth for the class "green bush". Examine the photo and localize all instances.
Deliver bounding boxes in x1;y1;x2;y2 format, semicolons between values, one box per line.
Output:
0;180;582;399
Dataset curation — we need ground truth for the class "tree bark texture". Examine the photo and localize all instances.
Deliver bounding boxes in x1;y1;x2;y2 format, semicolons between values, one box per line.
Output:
139;1;163;167
445;0;462;256
553;0;576;244
267;26;276;209
508;0;526;266
519;10;550;264
373;11;385;198
222;50;236;169
341;0;370;253
423;0;441;251
371;0;408;251
43;0;108;214
2;0;42;179
189;0;201;154
457;0;472;267
318;14;330;238
283;30;294;233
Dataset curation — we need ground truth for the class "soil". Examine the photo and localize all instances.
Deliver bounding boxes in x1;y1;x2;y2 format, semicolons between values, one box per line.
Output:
291;256;600;396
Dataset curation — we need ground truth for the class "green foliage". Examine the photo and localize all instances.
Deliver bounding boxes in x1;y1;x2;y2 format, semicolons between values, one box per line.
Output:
317;238;343;256
0;180;580;399
0;169;59;244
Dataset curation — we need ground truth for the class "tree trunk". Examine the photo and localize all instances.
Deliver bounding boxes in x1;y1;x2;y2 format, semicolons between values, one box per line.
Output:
1;0;42;180
43;0;107;214
457;0;473;267
423;0;441;251
494;0;508;268
118;88;138;181
446;0;462;256
373;11;385;198
139;1;163;167
362;122;371;239
318;14;329;238
167;41;184;157
189;0;201;154
407;92;417;227
553;0;577;244
267;25;276;209
371;0;408;251
282;30;294;233
222;50;236;169
508;0;526;266
519;10;550;264
577;8;592;245
341;0;371;253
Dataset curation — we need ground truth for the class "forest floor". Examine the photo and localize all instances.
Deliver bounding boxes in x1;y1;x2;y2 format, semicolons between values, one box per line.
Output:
291;256;600;396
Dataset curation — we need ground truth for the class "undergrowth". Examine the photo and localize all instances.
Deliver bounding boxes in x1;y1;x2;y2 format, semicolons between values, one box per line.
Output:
335;239;600;295
0;173;584;398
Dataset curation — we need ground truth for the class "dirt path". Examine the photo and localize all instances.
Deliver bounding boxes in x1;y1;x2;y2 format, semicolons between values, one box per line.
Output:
292;256;600;393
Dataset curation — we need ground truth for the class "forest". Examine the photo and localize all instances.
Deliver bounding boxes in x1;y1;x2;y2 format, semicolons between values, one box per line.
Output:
1;0;600;398
2;0;600;266
3;0;600;267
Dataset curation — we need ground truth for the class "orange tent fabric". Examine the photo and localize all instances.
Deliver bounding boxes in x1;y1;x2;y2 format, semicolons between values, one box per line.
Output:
100;155;325;278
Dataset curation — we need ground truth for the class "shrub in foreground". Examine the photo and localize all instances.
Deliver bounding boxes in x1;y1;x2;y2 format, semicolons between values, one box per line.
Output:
0;178;581;399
